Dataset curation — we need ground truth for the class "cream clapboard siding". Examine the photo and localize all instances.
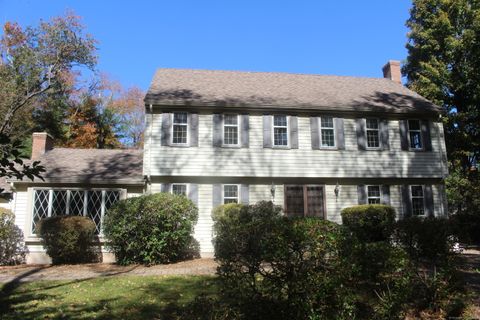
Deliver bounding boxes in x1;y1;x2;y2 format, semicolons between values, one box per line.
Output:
0;200;11;210
145;113;448;178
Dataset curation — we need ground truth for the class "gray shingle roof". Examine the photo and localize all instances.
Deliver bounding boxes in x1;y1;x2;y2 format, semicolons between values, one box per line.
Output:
12;148;144;185
145;68;441;114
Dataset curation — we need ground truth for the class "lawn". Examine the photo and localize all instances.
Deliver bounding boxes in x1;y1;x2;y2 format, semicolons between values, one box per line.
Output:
0;275;218;319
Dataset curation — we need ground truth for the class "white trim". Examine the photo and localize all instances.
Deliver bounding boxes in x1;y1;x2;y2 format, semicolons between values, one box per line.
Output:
407;119;423;150
272;115;290;148
171;183;188;196
409;185;426;216
222;184;240;204
366;185;382;204
365;118;381;150
222;114;240;147
171;112;189;146
319;116;336;149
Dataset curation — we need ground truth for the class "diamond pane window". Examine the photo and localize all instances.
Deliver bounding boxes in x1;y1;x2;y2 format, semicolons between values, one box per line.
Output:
410;185;425;216
87;191;103;234
51;190;67;216
408;120;423;149
223;185;238;204
32;190;50;233
367;186;381;204
69;190;85;216
320;117;335;147
172;112;188;144
366;119;380;148
273;115;288;146
223;114;239;145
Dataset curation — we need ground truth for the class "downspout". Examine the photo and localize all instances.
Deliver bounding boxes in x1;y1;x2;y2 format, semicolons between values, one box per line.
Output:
436;115;447;216
147;104;153;194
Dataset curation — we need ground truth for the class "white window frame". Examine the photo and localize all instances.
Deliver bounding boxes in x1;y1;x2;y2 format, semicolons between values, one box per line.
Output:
171;183;188;196
223;184;240;204
410;185;426;216
366;185;382;204
366;118;381;150
171;112;189;145
319;116;336;149
222;114;240;147
407;120;423;150
30;188;124;236
272;115;289;147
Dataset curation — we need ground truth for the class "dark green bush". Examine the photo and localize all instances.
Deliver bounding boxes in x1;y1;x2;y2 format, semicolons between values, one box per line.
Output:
341;204;396;242
213;201;355;319
103;193;199;265
394;216;457;265
0;208;27;265
450;212;480;244
37;215;99;264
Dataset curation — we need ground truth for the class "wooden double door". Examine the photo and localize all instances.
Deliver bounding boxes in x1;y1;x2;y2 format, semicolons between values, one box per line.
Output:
284;185;326;218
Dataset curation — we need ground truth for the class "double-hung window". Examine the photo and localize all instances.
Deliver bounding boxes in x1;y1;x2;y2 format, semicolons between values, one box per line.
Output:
273;115;288;146
172;184;187;196
367;185;381;204
408;120;423;150
410;185;425;216
223;114;239;146
366;119;380;149
172;112;188;144
223;185;239;204
31;189;122;234
320;117;335;148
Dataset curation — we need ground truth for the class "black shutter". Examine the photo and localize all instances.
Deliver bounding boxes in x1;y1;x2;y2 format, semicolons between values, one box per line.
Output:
290;116;299;149
399;120;409;151
381;185;391;205
402;185;412;217
212;184;222;208
189;113;199;147
241;114;249;148
263;115;272;148
335;118;345;150
424;185;434;216
240;184;249;204
380;119;390;150
161;113;171;146
188;184;198;205
356;119;366;150
212;114;222;147
357;185;367;204
421;120;433;151
310;117;320;149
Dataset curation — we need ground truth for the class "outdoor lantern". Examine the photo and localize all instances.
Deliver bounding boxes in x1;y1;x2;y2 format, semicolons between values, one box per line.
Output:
270;182;276;202
334;182;340;201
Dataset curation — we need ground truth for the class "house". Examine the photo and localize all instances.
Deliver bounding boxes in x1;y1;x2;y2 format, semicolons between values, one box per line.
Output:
7;60;448;263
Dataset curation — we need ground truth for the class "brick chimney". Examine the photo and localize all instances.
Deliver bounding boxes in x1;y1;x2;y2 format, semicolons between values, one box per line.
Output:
31;132;54;160
382;60;402;84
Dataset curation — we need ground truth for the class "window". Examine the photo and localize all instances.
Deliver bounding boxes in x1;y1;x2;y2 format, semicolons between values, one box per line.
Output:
172;112;188;144
31;189;121;234
366;119;380;149
223;185;239;204
408;120;422;149
273;115;288;146
172;184;187;196
285;185;325;217
223;114;239;145
320;117;335;147
410;185;425;216
367;186;381;204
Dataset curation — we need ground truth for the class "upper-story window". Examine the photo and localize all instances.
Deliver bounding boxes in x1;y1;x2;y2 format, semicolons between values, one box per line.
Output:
410;185;425;216
320;117;335;148
172;184;187;196
223;114;239;146
366;119;380;149
172;112;188;144
367;185;381;204
408;120;423;150
223;185;239;204
273;115;288;146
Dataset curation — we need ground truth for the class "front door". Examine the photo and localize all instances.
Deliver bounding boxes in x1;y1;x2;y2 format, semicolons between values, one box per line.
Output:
284;185;326;218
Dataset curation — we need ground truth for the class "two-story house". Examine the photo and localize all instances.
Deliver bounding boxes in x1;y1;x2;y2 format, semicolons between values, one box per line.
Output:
5;60;448;263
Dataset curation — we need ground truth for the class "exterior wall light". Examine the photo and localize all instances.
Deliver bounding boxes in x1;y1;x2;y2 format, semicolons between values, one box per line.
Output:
334;182;340;201
270;182;276;203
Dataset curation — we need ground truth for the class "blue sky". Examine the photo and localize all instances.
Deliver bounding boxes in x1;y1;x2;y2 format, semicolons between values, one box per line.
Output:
0;1;412;90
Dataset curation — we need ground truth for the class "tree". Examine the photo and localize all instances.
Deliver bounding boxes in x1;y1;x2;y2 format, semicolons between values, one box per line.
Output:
403;0;480;214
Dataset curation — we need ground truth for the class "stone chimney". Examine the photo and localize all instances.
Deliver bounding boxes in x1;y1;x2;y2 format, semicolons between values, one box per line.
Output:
31;132;54;160
382;60;402;84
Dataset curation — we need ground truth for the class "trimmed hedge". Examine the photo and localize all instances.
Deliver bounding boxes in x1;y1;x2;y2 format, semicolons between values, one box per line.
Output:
341;204;396;242
103;193;199;265
0;208;27;265
37;215;99;264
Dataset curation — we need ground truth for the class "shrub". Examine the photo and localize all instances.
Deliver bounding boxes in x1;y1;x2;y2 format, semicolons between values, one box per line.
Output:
0;208;27;265
37;215;98;264
341;204;396;242
213;201;354;319
103;193;198;265
450;212;480;244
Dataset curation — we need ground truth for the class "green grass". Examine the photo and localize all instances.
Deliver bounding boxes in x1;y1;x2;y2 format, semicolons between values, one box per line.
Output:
0;275;218;319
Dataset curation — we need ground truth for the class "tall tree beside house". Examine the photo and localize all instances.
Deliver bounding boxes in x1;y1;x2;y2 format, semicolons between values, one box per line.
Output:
403;0;480;214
